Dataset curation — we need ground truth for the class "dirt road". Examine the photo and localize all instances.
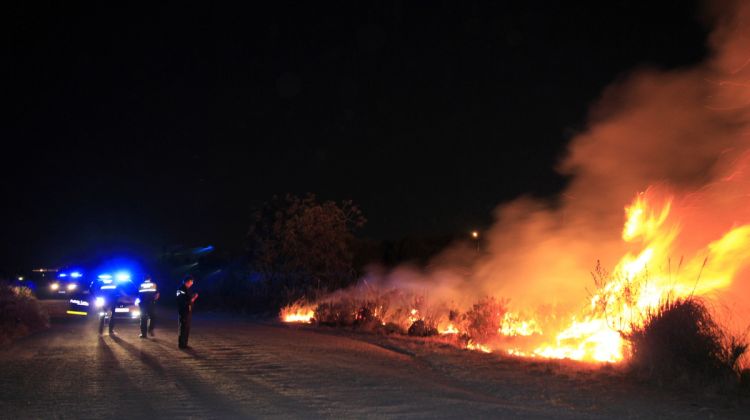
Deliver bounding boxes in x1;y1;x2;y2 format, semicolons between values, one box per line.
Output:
0;303;746;419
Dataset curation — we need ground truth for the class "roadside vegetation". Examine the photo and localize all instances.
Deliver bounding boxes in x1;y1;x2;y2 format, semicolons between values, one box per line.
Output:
625;297;748;392
0;281;49;346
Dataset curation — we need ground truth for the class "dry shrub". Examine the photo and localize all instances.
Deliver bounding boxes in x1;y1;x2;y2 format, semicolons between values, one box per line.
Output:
463;296;507;343
407;320;437;337
0;282;49;346
626;297;747;389
315;300;358;327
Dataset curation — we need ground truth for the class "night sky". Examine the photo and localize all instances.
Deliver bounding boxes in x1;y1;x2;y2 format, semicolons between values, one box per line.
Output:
4;1;708;270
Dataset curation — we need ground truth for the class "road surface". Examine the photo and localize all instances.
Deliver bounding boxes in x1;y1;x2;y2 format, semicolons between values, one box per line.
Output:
0;302;746;419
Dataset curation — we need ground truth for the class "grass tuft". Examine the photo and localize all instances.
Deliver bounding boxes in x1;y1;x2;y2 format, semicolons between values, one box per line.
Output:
626;297;747;390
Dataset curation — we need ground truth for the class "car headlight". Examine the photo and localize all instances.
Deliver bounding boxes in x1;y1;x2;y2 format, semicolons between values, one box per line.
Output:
67;283;77;291
50;283;59;291
94;297;105;308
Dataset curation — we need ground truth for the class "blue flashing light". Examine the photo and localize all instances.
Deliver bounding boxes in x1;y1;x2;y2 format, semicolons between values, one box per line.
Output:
59;273;68;278
70;271;82;278
115;271;131;282
98;274;112;280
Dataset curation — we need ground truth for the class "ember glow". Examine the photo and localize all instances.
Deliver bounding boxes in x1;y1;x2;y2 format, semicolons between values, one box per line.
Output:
466;340;492;354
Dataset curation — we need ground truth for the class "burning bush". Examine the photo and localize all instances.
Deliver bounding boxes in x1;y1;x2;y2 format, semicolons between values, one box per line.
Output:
407;319;437;337
625;297;747;388
463;297;508;343
315;300;358;327
0;282;49;346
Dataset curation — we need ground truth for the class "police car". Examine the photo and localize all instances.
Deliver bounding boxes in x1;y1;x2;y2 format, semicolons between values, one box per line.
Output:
47;269;85;298
67;271;141;320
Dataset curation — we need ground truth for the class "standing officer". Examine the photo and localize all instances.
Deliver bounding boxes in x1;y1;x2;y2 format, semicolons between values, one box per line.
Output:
94;281;125;336
176;275;198;349
138;275;160;338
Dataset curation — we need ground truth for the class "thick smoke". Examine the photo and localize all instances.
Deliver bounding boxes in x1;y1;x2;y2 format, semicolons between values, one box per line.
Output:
470;0;750;318
325;1;750;333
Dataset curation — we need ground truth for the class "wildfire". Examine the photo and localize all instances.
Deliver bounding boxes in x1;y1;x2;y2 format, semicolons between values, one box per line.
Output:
500;312;542;337
466;340;492;353
527;188;750;363
280;302;315;323
278;187;750;364
408;308;421;325
439;323;459;335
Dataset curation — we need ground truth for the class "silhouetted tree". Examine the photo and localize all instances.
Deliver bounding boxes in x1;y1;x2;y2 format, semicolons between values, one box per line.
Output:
247;194;366;303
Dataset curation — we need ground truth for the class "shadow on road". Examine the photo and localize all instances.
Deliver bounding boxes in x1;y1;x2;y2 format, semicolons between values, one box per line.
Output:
110;335;167;374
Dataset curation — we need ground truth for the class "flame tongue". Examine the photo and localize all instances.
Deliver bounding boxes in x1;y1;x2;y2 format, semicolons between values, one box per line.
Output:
528;188;750;363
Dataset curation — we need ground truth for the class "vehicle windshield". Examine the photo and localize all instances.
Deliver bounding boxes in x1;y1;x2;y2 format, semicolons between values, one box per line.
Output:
94;280;138;297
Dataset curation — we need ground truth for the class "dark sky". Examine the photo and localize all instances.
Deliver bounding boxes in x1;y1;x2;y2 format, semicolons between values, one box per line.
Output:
3;1;708;270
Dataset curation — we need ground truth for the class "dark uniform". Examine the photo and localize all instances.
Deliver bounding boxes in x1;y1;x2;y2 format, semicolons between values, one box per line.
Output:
138;278;159;337
96;285;124;335
176;282;196;348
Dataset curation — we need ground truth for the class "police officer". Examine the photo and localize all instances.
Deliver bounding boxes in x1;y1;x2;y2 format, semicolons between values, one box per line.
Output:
176;275;198;349
95;282;124;335
138;275;160;338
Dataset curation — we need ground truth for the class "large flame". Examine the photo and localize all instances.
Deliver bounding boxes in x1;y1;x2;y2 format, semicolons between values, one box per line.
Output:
280;187;750;362
280;301;315;323
526;188;750;362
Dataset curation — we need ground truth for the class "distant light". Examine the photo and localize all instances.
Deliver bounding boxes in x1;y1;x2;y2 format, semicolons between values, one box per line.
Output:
95;297;105;308
115;272;131;282
98;274;112;280
471;231;479;239
17;276;24;281
135;298;141;306
70;272;82;278
50;283;60;291
101;285;116;290
59;273;68;278
67;284;77;291
102;279;113;284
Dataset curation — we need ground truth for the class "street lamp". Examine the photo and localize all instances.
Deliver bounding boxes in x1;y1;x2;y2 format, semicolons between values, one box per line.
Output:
471;230;479;251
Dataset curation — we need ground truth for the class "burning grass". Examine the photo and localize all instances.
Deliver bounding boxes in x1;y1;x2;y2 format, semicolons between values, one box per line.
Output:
280;289;521;353
625;297;748;389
